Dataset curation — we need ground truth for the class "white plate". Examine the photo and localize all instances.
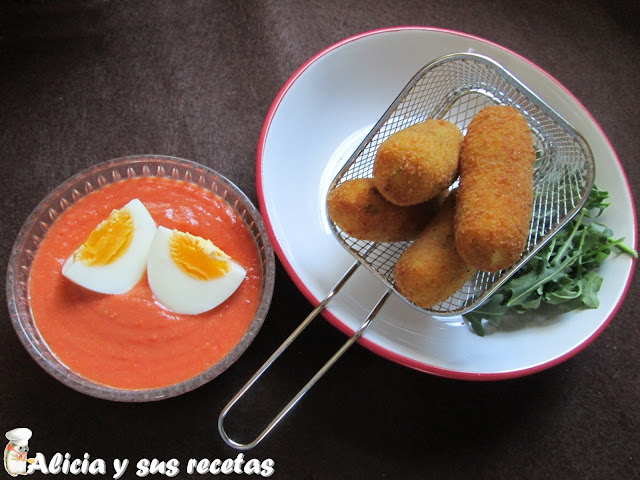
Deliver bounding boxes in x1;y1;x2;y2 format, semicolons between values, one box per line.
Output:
257;27;637;379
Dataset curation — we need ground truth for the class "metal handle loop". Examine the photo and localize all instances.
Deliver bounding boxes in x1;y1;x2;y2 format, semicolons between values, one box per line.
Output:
218;260;391;450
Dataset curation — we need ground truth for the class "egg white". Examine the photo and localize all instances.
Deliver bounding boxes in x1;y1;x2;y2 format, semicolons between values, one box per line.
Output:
62;198;157;294
146;226;246;315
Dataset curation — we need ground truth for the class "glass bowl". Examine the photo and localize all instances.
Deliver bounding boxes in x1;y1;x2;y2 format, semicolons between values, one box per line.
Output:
6;155;276;401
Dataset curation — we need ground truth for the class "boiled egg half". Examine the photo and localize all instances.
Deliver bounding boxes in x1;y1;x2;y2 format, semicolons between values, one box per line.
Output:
146;226;246;315
62;198;157;294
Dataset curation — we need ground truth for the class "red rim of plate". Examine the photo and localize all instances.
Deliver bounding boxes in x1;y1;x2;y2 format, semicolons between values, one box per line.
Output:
256;26;638;381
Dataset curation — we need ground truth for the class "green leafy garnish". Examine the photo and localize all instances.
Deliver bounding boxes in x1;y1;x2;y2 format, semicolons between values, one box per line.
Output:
464;186;637;336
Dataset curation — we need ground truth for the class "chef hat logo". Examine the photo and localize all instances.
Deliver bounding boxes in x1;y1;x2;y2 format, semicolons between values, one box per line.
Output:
4;428;33;477
5;429;31;447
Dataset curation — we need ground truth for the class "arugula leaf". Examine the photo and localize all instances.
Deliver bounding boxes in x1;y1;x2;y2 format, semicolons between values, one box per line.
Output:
506;251;578;308
464;293;508;336
580;271;604;309
464;185;637;336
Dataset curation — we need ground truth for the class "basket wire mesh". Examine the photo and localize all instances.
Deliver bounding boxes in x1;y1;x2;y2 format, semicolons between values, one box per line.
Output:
328;53;595;316
219;53;595;449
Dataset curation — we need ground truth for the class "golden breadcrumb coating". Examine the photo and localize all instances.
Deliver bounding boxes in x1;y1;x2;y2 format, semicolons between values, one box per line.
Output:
454;105;536;272
327;178;441;242
373;119;463;206
394;194;476;308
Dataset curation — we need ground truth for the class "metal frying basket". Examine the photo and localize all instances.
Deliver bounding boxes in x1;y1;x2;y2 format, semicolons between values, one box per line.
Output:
219;53;595;449
329;53;595;315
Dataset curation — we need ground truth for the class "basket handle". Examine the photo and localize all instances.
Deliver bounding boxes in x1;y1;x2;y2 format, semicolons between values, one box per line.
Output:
218;260;392;450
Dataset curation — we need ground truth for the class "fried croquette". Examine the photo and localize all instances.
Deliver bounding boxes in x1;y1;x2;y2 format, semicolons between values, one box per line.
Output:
394;194;476;308
454;105;536;272
327;178;442;242
373;119;463;206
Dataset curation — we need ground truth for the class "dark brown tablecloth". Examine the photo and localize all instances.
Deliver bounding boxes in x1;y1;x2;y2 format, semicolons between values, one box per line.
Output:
1;1;638;479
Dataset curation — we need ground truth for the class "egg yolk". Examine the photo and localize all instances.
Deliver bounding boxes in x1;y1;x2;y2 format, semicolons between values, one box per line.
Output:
169;231;230;280
74;207;134;266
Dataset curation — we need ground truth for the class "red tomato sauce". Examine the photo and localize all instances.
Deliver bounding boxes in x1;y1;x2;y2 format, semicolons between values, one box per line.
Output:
29;176;263;390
